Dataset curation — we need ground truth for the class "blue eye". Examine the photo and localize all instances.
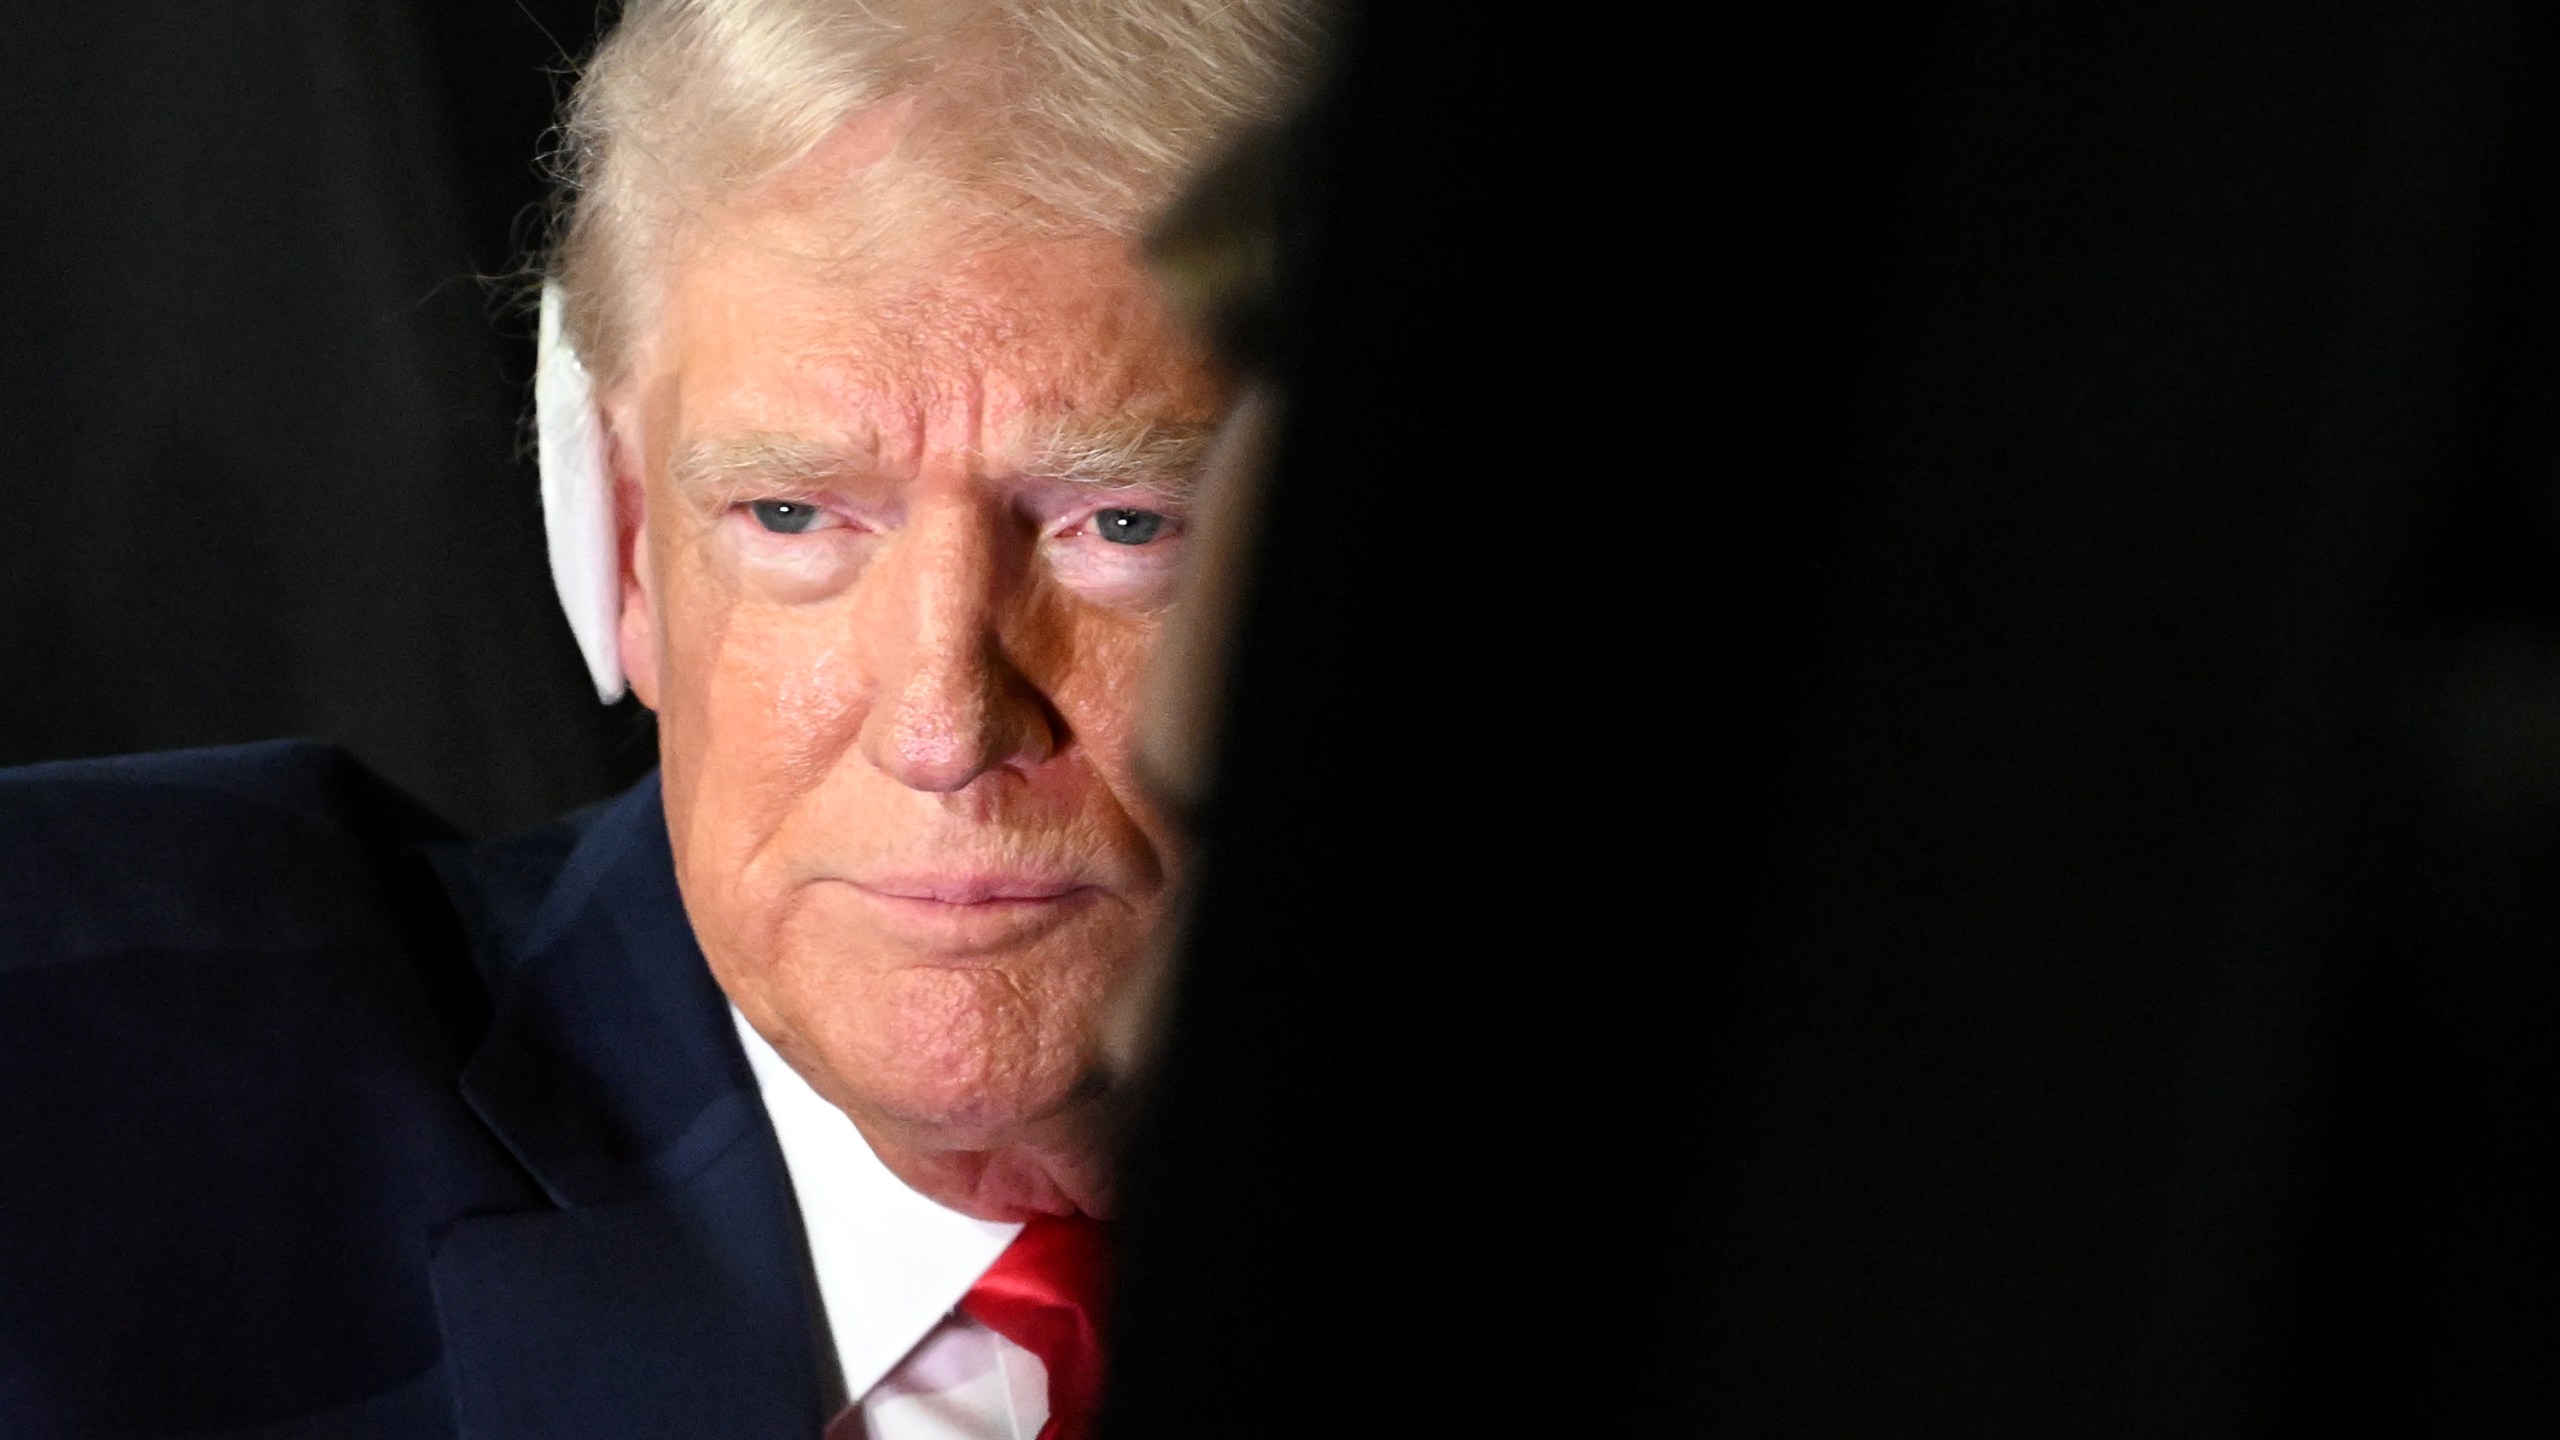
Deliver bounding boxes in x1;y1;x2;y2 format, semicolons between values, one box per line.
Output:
750;500;820;534
1094;508;1166;545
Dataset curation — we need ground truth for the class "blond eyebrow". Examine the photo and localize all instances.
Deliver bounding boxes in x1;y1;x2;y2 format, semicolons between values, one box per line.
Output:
1022;417;1220;499
668;419;1220;506
667;433;874;507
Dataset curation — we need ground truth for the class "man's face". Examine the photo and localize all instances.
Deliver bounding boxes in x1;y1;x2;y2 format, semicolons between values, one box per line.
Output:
610;156;1226;1222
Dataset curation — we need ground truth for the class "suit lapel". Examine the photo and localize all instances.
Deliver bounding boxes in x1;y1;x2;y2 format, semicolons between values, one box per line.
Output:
428;779;826;1440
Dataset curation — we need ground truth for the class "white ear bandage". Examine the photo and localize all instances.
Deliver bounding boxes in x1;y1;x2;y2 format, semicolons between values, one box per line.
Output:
536;282;627;703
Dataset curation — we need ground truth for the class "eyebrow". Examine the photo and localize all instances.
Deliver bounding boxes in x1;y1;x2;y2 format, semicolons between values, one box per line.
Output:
1020;417;1222;500
668;433;873;508
670;419;1224;506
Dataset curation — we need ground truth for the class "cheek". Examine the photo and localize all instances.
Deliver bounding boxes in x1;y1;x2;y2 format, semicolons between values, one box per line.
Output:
677;614;873;823
729;610;872;784
660;539;869;748
656;579;875;921
1032;604;1165;799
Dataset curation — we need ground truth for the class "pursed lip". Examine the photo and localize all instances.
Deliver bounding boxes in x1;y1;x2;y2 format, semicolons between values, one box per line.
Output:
855;872;1092;905
838;872;1105;951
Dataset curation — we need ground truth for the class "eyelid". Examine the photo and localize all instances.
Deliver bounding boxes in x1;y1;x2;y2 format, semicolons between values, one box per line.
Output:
731;495;861;537
730;485;830;506
1053;504;1186;549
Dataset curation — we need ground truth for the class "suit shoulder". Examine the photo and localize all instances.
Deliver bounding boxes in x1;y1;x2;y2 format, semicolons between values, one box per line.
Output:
0;746;536;1437
0;740;464;969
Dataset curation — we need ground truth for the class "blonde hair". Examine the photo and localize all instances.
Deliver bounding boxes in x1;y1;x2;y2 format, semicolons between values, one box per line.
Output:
550;0;1320;388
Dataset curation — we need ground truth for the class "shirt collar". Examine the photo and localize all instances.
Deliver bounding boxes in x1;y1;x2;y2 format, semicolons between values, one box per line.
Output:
730;1005;1021;1400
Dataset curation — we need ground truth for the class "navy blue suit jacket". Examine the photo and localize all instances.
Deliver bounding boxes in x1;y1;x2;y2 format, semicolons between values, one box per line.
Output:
0;742;833;1438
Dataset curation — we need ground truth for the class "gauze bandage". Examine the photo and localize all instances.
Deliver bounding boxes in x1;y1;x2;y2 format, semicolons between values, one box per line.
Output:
536;282;625;702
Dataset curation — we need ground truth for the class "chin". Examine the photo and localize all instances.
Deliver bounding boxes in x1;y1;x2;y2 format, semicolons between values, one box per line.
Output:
788;931;1107;1110
861;1070;1076;1138
875;1126;1117;1222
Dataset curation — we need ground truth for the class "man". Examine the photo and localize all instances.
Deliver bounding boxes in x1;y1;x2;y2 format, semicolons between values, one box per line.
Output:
0;2;1313;1436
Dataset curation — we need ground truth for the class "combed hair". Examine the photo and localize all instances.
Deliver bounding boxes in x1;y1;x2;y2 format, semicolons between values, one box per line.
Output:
550;0;1321;388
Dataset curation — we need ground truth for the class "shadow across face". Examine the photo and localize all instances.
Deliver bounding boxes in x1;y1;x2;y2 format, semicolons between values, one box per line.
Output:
613;139;1235;1222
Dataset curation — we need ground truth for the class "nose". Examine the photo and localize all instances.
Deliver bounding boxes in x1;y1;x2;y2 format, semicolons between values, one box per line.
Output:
859;500;1059;792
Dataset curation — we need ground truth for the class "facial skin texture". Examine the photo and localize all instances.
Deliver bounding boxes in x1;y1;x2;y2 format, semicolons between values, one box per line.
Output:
606;129;1229;1222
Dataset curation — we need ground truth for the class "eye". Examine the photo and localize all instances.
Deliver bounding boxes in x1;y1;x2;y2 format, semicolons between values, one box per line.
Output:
1093;508;1167;545
748;499;823;534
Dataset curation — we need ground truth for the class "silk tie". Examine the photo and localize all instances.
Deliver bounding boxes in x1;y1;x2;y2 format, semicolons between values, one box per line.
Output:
959;1215;1111;1440
823;1216;1110;1440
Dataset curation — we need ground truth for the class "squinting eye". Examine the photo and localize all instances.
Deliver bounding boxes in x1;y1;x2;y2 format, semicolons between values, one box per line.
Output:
1094;508;1167;545
749;499;821;534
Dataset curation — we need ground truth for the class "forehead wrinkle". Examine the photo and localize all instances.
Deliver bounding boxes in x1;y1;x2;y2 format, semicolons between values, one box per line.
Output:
900;293;1224;490
803;302;1199;490
669;221;1226;498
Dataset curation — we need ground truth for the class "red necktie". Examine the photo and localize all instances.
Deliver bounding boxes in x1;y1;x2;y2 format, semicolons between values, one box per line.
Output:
959;1215;1112;1440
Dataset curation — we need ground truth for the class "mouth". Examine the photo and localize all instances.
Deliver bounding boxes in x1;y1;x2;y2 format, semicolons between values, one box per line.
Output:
840;873;1103;952
860;873;1091;905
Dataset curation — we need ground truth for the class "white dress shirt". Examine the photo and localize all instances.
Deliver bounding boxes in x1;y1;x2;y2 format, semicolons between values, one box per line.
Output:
731;1008;1052;1440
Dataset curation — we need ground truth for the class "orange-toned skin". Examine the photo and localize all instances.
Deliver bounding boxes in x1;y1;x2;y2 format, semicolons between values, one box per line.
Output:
606;142;1228;1222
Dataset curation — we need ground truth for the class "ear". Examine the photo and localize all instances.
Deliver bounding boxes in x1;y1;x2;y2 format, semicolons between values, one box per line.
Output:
612;425;663;711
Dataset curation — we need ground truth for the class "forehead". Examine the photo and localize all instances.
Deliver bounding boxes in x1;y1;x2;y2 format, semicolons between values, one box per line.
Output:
648;186;1228;475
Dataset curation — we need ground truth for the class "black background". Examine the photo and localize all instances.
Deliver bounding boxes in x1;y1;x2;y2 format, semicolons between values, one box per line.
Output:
16;2;2560;1435
0;0;634;836
1693;5;2560;1434
1117;4;2560;1436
